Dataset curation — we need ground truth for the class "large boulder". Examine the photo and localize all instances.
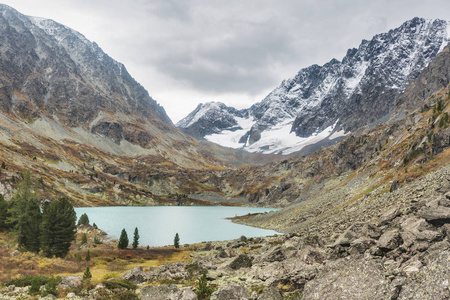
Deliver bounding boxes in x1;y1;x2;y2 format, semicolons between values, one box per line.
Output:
418;205;450;226
333;223;380;247
210;285;250;300
378;229;402;251
58;275;82;289
302;258;391;299
121;266;153;284
399;251;450;299
255;245;286;263
140;285;197;300
229;254;253;270
399;216;442;252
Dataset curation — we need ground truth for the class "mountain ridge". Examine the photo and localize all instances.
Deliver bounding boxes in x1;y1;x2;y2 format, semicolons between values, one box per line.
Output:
178;17;450;155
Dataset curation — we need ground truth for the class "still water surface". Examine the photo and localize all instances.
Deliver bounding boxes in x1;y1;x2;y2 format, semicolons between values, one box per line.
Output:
75;206;278;247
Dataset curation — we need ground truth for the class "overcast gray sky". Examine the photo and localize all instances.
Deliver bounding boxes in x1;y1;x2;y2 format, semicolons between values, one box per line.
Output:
1;0;450;122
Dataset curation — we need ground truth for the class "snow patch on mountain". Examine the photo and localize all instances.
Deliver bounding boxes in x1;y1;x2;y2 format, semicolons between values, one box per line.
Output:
344;60;369;95
204;116;254;149
244;119;344;155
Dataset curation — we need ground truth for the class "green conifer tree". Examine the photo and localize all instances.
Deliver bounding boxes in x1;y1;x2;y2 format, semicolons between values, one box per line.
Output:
77;213;90;226
174;233;180;249
0;194;10;231
118;228;129;249
7;171;41;252
81;233;88;245
132;227;139;249
83;266;92;280
85;249;91;261
40;197;77;257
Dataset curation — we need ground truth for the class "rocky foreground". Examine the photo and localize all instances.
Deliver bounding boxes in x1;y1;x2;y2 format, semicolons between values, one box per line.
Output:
2;163;450;299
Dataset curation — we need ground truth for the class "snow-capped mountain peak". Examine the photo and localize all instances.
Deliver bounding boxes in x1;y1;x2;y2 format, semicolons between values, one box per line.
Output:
177;102;250;139
178;18;450;155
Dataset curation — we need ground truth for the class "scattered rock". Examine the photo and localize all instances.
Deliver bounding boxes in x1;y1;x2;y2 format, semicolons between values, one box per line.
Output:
210;285;250;300
140;284;196;300
257;286;283;300
302;258;390;299
380;206;401;226
378;229;402;251
121;266;152;284
229;254;253;270
399;251;450;298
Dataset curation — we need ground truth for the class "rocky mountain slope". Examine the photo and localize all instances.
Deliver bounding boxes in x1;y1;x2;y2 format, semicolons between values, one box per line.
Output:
178;18;450;155
0;4;283;207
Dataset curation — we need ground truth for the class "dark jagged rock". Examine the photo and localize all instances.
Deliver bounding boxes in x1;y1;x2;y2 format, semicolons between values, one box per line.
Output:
229;254;252;270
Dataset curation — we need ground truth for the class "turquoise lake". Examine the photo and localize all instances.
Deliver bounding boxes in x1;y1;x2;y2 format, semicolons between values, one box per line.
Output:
74;206;278;247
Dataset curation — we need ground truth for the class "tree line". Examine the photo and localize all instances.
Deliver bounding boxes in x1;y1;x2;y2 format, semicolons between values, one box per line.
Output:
0;171;76;257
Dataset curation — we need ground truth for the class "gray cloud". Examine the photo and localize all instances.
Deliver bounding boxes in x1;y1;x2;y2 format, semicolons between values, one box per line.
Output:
2;0;450;121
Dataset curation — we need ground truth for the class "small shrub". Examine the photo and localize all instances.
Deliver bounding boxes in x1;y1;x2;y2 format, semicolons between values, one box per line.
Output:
101;279;137;291
94;237;102;244
4;275;49;287
102;272;120;280
28;277;41;295
196;273;215;300
111;291;139;300
43;276;61;296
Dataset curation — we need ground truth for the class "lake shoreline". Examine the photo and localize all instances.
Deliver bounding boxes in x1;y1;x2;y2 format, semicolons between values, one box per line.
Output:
75;206;279;248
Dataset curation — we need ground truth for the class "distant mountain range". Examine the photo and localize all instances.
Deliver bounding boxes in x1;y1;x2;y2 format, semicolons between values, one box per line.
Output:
177;18;450;155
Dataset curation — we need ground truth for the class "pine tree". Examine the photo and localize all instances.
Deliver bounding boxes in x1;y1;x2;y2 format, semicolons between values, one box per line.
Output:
77;213;90;226
132;227;139;249
85;249;91;261
40;197;77;257
0;194;10;231
174;233;180;249
7;171;41;252
81;233;88;245
118;228;129;249
83;266;92;280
